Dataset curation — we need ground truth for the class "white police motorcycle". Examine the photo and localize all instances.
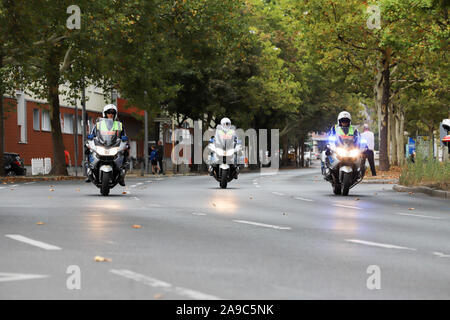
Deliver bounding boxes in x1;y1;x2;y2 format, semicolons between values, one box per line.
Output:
207;125;242;189
321;135;367;196
85;118;129;196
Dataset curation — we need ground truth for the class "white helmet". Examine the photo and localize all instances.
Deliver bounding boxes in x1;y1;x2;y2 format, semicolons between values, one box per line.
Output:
443;119;450;131
337;111;351;125
103;104;118;120
220;117;231;130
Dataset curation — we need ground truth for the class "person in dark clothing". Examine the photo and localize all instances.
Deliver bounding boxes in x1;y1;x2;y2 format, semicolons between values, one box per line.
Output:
156;140;164;174
149;145;158;174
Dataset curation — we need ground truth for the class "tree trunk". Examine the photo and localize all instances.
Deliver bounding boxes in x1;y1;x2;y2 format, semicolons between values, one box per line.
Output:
0;54;4;176
390;103;398;166
396;106;405;166
300;136;305;168
281;135;288;167
374;49;391;171
47;51;68;176
294;140;299;168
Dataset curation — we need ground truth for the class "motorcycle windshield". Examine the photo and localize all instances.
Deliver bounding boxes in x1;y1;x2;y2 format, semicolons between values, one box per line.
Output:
214;125;236;152
337;135;356;148
95;119;119;147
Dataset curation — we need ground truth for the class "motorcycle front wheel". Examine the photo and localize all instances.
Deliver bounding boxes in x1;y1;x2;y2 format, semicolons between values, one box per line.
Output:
101;171;110;196
220;169;228;189
342;172;352;196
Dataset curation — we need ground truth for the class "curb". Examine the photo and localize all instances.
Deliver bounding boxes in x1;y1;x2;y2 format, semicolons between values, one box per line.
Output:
393;184;449;199
0;176;85;183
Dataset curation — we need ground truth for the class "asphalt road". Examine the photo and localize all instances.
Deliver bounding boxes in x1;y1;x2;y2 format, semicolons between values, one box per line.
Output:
0;163;449;299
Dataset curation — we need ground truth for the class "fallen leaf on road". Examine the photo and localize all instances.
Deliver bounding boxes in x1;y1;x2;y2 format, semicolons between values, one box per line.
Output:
355;198;360;201
94;256;111;262
76;188;80;192
408;208;415;211
249;196;253;200
49;189;55;192
132;225;141;229
154;293;164;299
36;222;45;225
408;192;414;195
212;203;216;207
122;191;128;194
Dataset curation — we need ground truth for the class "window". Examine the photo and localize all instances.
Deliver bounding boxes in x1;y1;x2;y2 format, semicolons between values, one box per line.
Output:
33;109;40;131
63;113;74;134
41;110;51;131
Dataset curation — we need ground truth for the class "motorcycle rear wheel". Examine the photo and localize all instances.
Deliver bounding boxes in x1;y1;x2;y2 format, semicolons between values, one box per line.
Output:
333;183;341;195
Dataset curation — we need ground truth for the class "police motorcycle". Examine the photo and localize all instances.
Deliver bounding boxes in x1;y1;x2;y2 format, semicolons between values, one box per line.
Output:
207;125;242;189
85;118;129;196
321;132;366;196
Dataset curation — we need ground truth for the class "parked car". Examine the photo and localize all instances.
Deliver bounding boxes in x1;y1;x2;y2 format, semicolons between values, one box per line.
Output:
3;152;26;176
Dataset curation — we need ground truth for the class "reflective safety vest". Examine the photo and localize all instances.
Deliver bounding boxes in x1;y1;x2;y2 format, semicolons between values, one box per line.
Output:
97;120;122;136
335;125;355;139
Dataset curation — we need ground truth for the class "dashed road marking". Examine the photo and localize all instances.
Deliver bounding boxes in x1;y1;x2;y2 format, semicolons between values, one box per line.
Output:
110;269;220;300
334;204;362;210
271;192;284;196
233;220;291;230
346;239;416;251
192;212;207;216
5;234;61;250
0;272;49;283
295;197;314;202
394;212;442;220
432;252;450;258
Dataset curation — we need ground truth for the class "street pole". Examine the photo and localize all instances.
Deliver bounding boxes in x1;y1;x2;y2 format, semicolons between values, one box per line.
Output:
81;80;87;176
144;110;149;174
74;99;78;177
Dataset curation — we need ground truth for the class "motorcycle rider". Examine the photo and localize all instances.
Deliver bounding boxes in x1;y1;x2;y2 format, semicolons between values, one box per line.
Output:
84;104;130;186
209;117;242;178
322;111;361;178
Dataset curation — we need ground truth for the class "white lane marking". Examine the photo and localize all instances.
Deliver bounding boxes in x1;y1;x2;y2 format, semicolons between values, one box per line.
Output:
295;197;314;202
155;178;164;181
24;182;36;185
233;220;291;230
133;197;140;201
0;272;49;283
0;187;5;190
346;239;416;251
11;185;19;188
146;180;153;183
130;185;137;188
272;192;284;196
136;183;143;185
5;235;61;250
432;252;450;258
334;204;362;210
394;212;442;220
192;212;207;216
255;185;261;188
110;269;220;300
146;203;162;208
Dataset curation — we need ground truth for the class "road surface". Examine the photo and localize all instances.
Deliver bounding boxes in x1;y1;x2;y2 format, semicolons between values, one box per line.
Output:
0;165;449;299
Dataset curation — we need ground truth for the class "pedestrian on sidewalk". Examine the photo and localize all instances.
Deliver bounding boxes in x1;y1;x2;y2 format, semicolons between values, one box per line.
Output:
157;140;164;174
361;123;376;176
150;145;158;174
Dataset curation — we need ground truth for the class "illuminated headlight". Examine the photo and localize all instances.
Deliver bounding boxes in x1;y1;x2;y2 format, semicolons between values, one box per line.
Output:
336;148;347;157
349;149;360;158
95;146;119;156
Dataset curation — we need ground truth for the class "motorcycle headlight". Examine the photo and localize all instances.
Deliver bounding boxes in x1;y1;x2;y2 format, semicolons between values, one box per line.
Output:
95;146;118;156
349;149;360;158
336;148;347;157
